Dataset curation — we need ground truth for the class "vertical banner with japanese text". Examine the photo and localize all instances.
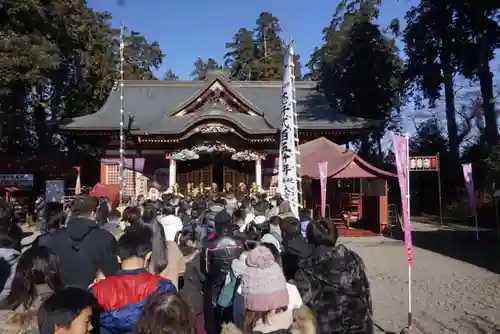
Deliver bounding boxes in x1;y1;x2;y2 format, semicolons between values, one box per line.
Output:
318;162;328;217
278;141;284;195
392;134;413;265
280;43;300;217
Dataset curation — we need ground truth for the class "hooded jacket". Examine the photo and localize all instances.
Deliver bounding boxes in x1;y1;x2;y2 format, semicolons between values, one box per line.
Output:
39;217;120;289
90;268;176;334
0;248;21;304
294;245;373;334
281;237;312;281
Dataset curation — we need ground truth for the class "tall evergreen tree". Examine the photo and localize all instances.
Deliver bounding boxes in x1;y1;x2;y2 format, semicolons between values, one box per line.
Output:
121;29;164;80
253;12;285;81
0;0;164;154
454;1;500;146
190;57;222;80
224;28;256;80
224;12;302;81
163;68;179;80
403;0;465;177
307;0;403;156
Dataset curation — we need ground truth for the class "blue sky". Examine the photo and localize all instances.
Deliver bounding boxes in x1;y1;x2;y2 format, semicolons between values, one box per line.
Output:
88;0;417;80
87;0;498;139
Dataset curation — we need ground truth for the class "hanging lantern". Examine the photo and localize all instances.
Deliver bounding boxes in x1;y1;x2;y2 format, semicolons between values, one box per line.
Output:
431;156;437;169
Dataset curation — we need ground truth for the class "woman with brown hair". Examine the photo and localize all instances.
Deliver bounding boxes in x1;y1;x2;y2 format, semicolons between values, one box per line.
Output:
222;245;316;334
0;246;63;333
135;292;195;334
240;246;293;333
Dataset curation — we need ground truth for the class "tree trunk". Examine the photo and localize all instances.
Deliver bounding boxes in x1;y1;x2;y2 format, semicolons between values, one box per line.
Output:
476;33;498;146
377;136;383;160
34;103;49;152
3;85;29;152
440;47;462;181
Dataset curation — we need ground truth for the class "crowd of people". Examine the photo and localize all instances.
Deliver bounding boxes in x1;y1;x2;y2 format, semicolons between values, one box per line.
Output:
0;190;374;334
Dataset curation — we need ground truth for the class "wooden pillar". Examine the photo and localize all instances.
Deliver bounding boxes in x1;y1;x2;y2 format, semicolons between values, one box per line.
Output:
255;153;262;192
379;180;389;234
167;154;176;191
100;163;107;184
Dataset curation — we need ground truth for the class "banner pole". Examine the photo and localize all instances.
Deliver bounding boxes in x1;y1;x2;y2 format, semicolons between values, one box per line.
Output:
474;214;479;241
496;198;499;239
406;135;412;330
437;153;443;225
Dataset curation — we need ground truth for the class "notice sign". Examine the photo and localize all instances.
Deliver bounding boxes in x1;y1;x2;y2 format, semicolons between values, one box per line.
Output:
0;174;34;188
45;180;65;203
409;156;438;171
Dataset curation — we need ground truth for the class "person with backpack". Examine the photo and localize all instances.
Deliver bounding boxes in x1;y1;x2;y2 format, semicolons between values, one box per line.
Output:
39;194;120;289
201;218;245;334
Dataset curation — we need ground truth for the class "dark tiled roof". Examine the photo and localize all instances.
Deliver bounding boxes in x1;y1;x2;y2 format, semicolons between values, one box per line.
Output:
60;76;378;134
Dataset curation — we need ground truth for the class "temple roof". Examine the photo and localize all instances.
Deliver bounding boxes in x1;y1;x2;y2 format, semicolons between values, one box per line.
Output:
60;74;379;134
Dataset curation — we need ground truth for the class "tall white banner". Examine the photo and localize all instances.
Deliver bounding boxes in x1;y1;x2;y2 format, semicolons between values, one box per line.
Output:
280;43;300;217
277;141;284;194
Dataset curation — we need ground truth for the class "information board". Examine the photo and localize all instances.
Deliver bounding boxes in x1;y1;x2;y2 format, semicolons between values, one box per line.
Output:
45;180;65;202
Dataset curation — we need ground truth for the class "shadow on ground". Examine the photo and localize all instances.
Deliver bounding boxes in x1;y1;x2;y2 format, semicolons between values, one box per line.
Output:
374;323;397;334
386;228;500;274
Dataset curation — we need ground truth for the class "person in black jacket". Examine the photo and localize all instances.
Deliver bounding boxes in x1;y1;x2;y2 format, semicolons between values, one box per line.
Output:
281;216;312;281
294;219;373;334
178;225;206;334
201;221;244;334
39;194;120;289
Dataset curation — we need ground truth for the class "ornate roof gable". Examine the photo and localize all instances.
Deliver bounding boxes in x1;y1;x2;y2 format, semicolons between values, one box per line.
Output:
172;76;261;117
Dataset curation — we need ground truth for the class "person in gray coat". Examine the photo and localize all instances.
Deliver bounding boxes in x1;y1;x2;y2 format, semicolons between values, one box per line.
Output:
0;208;22;305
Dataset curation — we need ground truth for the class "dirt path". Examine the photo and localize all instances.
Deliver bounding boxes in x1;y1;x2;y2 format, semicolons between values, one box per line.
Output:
341;224;500;333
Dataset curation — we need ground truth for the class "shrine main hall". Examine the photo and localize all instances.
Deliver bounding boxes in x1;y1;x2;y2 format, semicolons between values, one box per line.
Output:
60;70;379;196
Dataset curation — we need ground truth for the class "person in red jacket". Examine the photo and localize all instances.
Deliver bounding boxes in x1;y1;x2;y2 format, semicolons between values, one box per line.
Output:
90;226;176;334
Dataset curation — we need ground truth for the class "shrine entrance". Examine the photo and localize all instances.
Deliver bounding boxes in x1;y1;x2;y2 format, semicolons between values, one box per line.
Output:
176;154;254;193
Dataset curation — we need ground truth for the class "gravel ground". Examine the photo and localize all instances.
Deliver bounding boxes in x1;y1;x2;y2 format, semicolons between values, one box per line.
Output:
340;222;500;334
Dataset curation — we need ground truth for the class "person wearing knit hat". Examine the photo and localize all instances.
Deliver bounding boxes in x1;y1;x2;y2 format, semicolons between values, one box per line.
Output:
231;246;303;331
242;245;289;311
240;246;295;333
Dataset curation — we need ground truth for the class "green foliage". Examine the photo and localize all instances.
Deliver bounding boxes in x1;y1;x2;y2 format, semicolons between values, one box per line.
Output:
223;12;302;81
190;57;222;80
0;0;164;155
163;69;179;81
453;1;500;146
403;0;465;178
122;29;164;80
410;117;449;155
403;0;500;180
306;0;404;154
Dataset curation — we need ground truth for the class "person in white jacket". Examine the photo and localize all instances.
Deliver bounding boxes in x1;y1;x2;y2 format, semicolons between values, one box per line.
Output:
159;205;183;242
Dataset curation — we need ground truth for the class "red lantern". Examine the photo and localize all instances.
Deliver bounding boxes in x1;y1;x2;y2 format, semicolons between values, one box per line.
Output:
431;157;437;169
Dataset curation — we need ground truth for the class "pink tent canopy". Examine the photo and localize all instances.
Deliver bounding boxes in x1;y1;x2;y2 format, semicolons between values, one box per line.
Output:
299;137;395;179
